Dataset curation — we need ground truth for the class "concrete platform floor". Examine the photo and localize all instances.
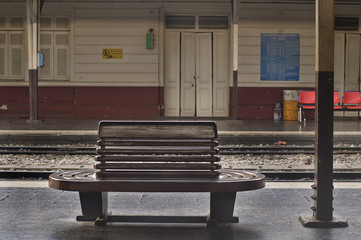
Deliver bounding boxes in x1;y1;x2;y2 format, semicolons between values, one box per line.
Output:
0;181;360;240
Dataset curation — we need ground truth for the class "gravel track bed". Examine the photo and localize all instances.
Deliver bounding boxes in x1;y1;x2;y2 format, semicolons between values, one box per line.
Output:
1;144;361;171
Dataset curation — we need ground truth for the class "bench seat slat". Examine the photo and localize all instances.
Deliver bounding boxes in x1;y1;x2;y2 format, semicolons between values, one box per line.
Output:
95;163;221;170
96;155;220;162
96;149;219;155
95;170;219;178
99;121;217;139
98;139;218;147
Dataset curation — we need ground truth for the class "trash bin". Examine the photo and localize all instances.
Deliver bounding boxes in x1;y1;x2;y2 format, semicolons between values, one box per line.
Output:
274;102;282;120
283;90;298;121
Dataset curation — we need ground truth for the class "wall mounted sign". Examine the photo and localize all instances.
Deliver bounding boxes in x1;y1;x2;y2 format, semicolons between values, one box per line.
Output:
102;48;123;59
260;33;300;81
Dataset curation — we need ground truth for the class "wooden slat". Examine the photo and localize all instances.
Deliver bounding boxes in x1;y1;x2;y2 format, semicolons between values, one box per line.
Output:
95;170;220;179
98;121;217;139
94;121;220;176
96;148;219;155
96;155;220;162
95;163;221;170
97;139;218;147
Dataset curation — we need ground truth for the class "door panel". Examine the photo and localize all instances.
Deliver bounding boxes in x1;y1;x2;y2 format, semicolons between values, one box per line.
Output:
334;33;345;96
345;34;360;91
181;32;196;116
196;33;212;116
345;34;360;117
164;32;180;116
213;32;229;116
334;33;345;117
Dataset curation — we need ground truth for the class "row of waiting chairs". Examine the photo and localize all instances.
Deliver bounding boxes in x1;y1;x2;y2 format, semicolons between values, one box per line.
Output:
297;91;361;122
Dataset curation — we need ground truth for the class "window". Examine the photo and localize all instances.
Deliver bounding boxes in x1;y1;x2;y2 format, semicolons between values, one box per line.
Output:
0;17;24;80
40;17;70;80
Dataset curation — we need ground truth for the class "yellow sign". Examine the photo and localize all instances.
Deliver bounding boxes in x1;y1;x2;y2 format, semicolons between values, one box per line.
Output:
102;48;123;59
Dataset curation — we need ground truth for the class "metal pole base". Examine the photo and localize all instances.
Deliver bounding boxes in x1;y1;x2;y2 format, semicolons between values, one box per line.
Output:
299;215;348;228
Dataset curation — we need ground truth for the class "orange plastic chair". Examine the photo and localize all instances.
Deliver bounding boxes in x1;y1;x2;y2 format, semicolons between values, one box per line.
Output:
342;91;361;110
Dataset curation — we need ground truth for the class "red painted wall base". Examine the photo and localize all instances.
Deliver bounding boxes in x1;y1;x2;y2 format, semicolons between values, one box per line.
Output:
230;87;315;120
0;87;161;119
0;86;314;120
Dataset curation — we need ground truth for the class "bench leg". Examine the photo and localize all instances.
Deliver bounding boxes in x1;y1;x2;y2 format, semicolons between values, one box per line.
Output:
76;192;108;225
207;192;239;227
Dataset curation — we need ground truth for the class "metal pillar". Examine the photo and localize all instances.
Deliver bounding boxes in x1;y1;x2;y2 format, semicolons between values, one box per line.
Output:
299;0;347;228
232;0;240;120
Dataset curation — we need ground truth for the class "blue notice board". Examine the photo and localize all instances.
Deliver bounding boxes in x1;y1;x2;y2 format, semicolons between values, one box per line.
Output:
261;33;300;81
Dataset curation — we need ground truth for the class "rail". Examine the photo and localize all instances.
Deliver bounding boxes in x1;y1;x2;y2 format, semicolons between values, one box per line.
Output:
1;146;361;155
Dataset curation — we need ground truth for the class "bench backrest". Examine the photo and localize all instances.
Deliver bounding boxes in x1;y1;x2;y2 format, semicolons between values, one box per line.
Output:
95;121;221;178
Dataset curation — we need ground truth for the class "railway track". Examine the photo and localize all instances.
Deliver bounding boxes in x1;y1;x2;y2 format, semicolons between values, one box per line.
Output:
0;146;361;155
0;146;360;180
220;146;361;155
1;170;360;181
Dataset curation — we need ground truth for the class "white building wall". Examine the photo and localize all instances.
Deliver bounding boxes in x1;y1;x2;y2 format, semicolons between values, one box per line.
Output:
73;6;159;87
3;1;361;89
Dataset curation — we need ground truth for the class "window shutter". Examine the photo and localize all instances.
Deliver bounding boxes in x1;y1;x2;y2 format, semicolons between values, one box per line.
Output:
0;18;6;29
56;18;69;29
10;17;23;29
40;17;52;29
0;47;6;78
9;32;23;78
10;48;22;76
56;48;69;77
54;32;69;79
39;32;53;79
0;32;6;78
40;16;70;81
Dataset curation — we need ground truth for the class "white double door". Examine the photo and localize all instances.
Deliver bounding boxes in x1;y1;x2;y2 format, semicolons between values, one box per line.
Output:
164;32;229;117
335;33;361;93
181;32;212;116
334;33;361;116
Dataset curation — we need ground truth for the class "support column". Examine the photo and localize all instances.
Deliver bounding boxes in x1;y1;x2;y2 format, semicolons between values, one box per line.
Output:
26;0;40;121
232;0;240;120
299;0;347;228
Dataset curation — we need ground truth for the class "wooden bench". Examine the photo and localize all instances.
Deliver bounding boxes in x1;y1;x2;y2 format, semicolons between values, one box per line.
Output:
49;121;265;227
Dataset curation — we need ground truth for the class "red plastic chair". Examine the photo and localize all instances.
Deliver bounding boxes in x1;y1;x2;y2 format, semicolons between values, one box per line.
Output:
297;91;315;122
297;91;342;122
333;91;343;110
298;91;315;109
342;91;361;110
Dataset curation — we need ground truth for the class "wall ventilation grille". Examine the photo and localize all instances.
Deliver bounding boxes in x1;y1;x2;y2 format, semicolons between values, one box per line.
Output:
199;16;229;29
166;15;229;30
335;17;359;31
165;16;195;29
